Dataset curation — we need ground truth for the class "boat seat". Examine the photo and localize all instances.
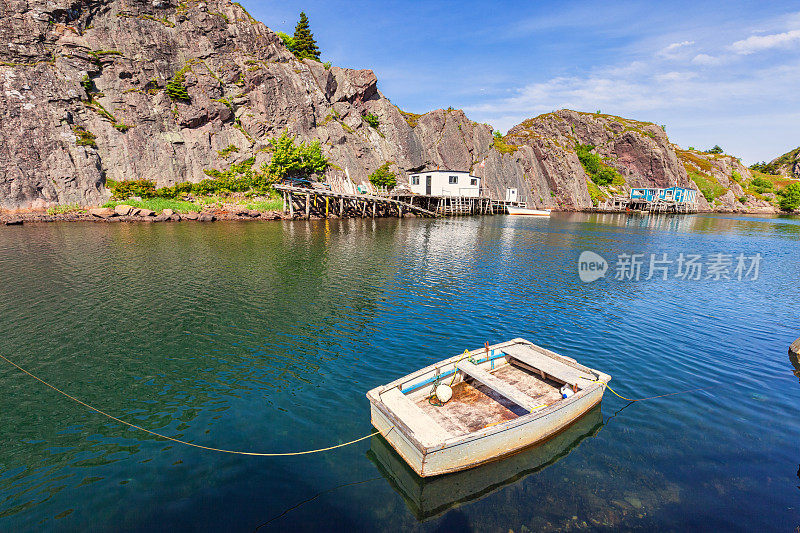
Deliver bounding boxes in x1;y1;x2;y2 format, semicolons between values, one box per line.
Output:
501;344;591;387
456;360;539;412
380;387;451;448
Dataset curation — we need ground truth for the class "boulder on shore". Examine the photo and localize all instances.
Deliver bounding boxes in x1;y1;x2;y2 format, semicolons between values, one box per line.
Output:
198;213;216;222
162;209;175;217
89;208;115;218
138;209;155;217
183;212;199;220
114;204;134;216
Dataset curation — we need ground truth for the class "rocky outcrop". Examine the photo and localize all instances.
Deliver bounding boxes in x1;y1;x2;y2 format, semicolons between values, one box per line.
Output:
0;0;785;212
770;147;800;179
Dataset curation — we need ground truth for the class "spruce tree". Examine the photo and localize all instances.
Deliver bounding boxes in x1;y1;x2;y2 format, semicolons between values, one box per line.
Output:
292;12;320;61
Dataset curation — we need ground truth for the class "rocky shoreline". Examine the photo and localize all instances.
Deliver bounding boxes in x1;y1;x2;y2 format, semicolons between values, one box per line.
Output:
2;204;791;226
0;205;286;225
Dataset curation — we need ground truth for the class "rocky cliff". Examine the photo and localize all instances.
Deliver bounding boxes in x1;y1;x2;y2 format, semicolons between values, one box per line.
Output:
0;0;789;212
769;147;800;179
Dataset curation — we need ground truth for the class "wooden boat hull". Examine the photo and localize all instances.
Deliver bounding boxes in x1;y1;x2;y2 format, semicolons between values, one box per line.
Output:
506;206;551;216
367;339;610;477
367;405;604;520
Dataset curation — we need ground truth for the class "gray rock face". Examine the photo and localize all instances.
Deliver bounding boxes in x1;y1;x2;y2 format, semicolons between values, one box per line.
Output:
0;0;778;212
770;147;800;179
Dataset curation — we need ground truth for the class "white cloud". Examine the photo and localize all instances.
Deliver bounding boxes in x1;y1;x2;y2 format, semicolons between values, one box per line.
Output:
731;29;800;54
654;71;697;82
691;53;724;65
658;40;695;57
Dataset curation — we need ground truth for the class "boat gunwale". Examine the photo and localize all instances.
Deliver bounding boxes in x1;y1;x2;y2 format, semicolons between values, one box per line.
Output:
366;339;610;454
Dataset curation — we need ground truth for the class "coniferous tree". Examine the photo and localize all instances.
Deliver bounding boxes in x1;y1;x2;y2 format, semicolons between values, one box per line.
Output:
292;12;320;61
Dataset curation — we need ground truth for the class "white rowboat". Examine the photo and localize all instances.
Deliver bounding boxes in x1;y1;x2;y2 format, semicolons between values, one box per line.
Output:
506;206;552;216
366;338;610;477
368;405;603;519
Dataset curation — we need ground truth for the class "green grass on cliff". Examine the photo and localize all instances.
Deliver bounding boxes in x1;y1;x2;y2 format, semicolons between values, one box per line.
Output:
103;199;201;213
586;181;608;206
688;171;726;202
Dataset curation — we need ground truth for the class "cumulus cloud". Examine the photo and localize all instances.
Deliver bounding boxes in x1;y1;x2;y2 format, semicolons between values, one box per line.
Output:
731;29;800;54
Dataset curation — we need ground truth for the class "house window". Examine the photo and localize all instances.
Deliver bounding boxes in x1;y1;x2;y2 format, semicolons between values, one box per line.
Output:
449;176;458;184
411;176;419;185
470;178;478;186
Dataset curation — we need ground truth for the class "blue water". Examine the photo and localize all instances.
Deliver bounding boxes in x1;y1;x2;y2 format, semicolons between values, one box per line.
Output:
0;213;798;531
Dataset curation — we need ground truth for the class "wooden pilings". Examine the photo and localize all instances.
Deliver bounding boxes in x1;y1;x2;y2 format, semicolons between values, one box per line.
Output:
274;184;439;220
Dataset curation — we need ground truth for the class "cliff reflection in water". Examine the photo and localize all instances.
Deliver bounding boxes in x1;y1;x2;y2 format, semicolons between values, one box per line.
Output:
368;405;603;521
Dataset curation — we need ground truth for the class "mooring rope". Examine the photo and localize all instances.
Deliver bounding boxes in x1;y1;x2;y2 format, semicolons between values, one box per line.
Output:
0;354;393;456
0;352;710;457
603;383;710;402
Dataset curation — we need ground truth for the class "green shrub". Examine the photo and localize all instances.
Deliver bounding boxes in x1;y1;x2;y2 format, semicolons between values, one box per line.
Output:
166;68;190;101
706;145;723;154
575;143;623;185
80;75;94;99
107;178;157;199
593;166;621;186
575;144;602;175
493;130;502;139
277;32;296;52
778;183;800;211
363;112;379;128
73;126;97;148
323;61;331;70
368;162;396;189
267;132;328;181
750;176;773;194
217;144;240;158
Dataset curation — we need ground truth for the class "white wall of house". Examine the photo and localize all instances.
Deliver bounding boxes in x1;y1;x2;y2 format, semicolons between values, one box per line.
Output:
408;170;481;197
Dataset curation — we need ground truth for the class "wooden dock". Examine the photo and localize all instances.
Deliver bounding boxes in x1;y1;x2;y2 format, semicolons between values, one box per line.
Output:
393;195;494;216
599;195;697;214
275;184;438;219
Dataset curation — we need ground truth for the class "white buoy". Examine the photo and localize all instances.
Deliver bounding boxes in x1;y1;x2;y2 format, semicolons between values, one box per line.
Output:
435;384;453;403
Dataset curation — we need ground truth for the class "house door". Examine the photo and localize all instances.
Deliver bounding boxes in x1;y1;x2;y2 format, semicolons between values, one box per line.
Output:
425;175;432;195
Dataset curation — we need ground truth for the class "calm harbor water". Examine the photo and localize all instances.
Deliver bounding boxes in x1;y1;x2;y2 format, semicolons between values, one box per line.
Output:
0;213;798;531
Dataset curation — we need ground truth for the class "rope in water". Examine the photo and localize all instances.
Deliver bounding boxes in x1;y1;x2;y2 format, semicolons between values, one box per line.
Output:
1;351;710;456
603;383;710;402
0;353;392;457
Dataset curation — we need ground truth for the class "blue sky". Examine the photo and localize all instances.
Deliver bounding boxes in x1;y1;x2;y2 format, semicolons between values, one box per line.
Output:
240;1;800;163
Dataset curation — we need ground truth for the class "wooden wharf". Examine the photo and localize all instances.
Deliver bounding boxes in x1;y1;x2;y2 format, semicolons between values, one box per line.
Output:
275;184;438;219
599;195;697;214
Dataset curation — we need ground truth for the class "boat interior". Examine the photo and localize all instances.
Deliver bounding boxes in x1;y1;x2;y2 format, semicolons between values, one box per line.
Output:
381;341;599;443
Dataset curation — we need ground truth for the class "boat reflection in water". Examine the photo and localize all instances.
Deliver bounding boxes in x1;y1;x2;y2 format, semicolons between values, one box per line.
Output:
367;405;604;521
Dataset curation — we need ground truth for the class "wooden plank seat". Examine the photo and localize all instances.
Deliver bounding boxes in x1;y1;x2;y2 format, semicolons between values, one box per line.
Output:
380;387;452;447
455;360;539;412
501;344;593;387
